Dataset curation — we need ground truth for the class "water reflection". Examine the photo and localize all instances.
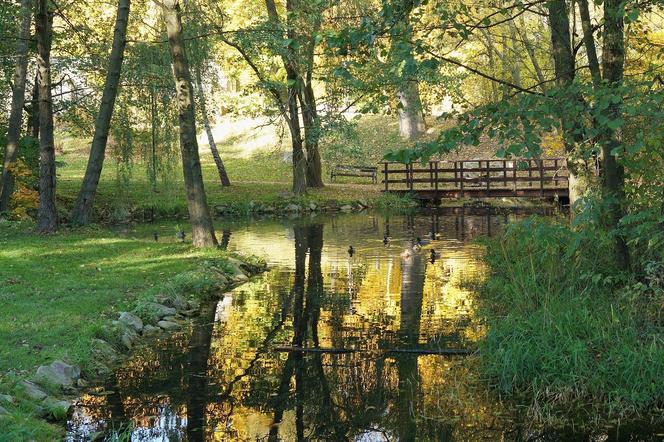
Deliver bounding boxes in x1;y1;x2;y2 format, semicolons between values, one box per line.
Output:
67;210;663;441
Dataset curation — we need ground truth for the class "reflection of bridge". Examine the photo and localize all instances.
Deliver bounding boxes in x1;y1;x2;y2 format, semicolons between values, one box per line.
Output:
382;159;569;201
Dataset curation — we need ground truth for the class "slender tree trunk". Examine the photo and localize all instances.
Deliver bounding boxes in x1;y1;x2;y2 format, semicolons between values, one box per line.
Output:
516;16;546;90
193;66;231;187
28;74;40;139
36;0;57;233
0;0;32;214
162;0;217;247
265;0;307;195
578;0;602;87
600;0;630;270
71;0;131;225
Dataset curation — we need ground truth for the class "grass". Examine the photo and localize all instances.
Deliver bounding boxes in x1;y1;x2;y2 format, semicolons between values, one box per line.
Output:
474;217;664;425
0;219;258;440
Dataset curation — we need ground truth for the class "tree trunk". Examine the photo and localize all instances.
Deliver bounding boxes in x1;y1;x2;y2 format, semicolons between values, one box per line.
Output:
194;66;231;187
0;0;32;214
600;0;630;270
578;0;601;87
299;81;324;188
28;74;40;139
71;0;130;225
547;0;586;208
391;2;425;140
265;0;307;195
36;0;57;233
162;0;218;247
547;0;575;86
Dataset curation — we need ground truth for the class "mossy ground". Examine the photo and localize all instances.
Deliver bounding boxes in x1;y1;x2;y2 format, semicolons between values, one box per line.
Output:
0;220;257;440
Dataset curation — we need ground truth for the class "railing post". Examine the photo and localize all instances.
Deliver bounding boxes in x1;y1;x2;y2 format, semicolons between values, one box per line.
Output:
513;160;517;192
460;161;465;197
503;160;507;188
409;163;414;192
454;161;458;188
384;162;389;192
429;161;434;188
539;159;544;196
528;159;533;187
434;161;439;199
486;160;491;197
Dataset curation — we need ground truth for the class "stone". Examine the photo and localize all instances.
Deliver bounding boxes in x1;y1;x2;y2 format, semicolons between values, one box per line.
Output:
309;202;317;211
118;312;143;333
121;331;136;350
77;378;88;388
157;320;181;331
0;405;8;416
142;302;176;319
181;309;199;317
340;205;353;212
35;360;81;388
187;299;201;310
43;397;71;420
262;206;276;213
284;203;301;212
154;294;188;311
233;273;249;283
21;380;47;401
161;316;178;322
141;324;161;336
91;339;118;363
357;199;369;208
0;394;14;404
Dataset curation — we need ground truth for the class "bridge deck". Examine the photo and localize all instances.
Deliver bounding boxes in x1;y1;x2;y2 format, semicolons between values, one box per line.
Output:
382;159;569;201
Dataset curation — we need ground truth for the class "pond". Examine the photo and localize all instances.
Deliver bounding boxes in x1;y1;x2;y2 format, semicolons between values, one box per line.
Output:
66;209;663;441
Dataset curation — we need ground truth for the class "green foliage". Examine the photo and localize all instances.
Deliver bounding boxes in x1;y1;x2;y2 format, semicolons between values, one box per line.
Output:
478;216;664;421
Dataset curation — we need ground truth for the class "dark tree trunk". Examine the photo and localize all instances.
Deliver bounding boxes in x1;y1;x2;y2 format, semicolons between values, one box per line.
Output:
162;0;218;247
578;0;601;87
36;0;57;233
194;66;231;187
547;0;587;206
0;0;32;214
600;0;630;270
71;0;130;225
547;0;575;86
28;74;40;139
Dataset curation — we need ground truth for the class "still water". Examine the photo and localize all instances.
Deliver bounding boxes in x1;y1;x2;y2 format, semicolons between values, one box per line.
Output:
66;210;663;441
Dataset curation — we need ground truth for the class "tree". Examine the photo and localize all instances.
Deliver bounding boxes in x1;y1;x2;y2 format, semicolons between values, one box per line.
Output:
161;0;218;247
0;0;32;214
390;0;425;140
70;0;131;225
36;0;57;233
193;64;231;187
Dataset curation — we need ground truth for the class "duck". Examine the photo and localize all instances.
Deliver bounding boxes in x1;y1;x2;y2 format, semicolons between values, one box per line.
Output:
400;247;414;259
176;230;186;242
426;231;441;240
415;236;430;247
152;232;158;242
348;245;355;257
383;235;391;246
429;249;441;263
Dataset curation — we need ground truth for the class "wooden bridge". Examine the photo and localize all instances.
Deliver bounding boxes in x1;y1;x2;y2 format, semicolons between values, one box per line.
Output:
382;158;569;202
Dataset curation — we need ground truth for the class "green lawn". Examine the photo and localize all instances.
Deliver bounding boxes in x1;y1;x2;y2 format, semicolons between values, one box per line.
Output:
0;220;248;440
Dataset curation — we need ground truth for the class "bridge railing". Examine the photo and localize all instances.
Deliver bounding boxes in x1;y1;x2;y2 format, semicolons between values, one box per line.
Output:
382;158;568;197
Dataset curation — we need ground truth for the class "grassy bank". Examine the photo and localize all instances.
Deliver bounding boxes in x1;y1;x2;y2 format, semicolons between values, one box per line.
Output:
0;220;262;440
475;217;664;424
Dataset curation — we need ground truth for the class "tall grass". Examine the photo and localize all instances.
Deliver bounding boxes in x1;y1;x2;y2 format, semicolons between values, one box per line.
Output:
477;217;664;423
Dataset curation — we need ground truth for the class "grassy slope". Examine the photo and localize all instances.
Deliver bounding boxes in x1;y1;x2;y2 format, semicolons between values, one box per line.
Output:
0;221;246;439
